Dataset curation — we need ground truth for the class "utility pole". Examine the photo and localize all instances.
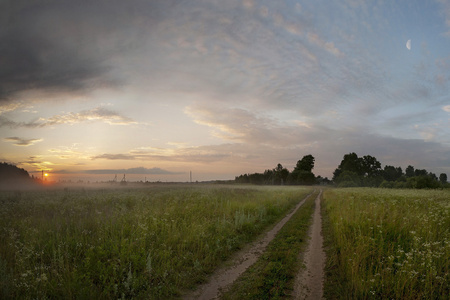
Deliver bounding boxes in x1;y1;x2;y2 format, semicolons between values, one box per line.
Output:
190;171;192;183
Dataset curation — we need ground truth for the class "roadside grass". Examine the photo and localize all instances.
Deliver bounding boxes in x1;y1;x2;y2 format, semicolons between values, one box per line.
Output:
0;184;311;299
221;190;318;299
322;188;450;299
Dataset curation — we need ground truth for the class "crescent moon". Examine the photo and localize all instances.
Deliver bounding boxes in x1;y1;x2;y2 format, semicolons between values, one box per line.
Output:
406;39;411;50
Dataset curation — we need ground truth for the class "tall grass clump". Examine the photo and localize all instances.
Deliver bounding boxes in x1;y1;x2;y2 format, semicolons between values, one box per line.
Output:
323;188;449;299
0;185;311;299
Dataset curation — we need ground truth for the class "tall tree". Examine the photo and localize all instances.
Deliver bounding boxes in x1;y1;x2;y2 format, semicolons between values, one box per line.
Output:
274;163;289;184
295;155;315;172
333;152;360;182
359;155;382;177
383;165;403;181
339;152;361;174
405;165;415;177
290;155;316;185
333;153;383;187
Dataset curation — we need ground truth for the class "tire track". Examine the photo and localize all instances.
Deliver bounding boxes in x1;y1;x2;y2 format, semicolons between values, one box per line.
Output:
184;191;316;300
293;190;325;299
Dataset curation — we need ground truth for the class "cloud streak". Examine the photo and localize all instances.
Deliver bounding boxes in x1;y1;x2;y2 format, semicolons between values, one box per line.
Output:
3;137;43;146
0;107;135;128
84;167;181;175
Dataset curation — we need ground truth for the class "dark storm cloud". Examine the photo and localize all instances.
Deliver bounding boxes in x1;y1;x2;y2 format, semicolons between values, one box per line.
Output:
0;0;174;102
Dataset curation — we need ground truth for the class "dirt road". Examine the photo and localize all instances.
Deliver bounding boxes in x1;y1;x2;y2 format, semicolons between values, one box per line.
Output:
184;191;315;300
293;190;325;299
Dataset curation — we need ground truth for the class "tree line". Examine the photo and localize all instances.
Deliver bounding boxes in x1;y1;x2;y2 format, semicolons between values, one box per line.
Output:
0;162;39;189
235;155;330;185
235;153;448;189
333;152;448;189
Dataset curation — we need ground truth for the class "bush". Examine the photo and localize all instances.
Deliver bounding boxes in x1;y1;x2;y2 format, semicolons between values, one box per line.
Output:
380;180;394;188
337;181;359;188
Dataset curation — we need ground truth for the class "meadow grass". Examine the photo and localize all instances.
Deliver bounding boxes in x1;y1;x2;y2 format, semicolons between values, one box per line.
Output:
0;184;311;299
221;190;318;299
323;188;449;299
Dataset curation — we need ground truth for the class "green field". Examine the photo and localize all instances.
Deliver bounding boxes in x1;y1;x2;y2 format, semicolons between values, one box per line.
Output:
323;188;450;299
1;185;449;299
0;184;311;299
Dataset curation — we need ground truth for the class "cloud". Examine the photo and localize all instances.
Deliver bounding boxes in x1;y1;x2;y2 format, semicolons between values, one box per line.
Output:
92;147;232;164
88;132;450;179
185;103;322;147
92;153;136;160
2;0;449;180
443;105;450;113
84;167;180;175
0;11;115;102
437;0;450;36
43;107;136;126
0;0;176;103
0;0;400;117
307;33;343;57
183;103;450;176
0;102;24;114
47;145;89;160
0;107;136;128
19;156;54;171
3;137;43;146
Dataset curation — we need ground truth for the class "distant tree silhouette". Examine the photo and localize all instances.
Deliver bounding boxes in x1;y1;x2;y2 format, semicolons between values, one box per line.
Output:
235;155;318;186
273;163;289;185
0;162;35;189
333;154;445;189
0;162;31;180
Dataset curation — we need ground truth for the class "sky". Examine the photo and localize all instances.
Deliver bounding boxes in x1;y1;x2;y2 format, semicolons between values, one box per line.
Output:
1;0;450;182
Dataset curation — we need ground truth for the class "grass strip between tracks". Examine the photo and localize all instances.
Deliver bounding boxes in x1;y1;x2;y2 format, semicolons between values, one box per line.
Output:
221;190;318;299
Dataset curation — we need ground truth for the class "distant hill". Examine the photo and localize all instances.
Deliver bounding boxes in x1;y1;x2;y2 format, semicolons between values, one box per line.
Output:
0;162;35;189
